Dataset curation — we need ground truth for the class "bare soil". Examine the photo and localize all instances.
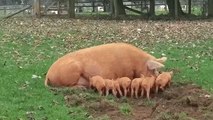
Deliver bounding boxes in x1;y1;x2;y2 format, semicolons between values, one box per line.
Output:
64;83;213;120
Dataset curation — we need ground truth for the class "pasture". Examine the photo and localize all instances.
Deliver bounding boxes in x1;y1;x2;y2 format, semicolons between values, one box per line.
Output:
0;17;213;119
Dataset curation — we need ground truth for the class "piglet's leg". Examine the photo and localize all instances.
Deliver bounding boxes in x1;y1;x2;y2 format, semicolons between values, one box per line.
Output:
140;88;144;98
168;81;171;87
146;88;150;100
124;88;128;97
112;89;117;97
106;88;109;96
97;88;103;96
131;88;134;98
70;77;89;90
117;88;123;97
155;86;159;94
135;88;139;98
160;86;165;91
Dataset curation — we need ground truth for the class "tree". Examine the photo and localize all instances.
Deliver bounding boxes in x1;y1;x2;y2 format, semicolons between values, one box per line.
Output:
112;0;126;18
68;0;75;18
166;0;185;17
208;0;213;17
150;0;155;16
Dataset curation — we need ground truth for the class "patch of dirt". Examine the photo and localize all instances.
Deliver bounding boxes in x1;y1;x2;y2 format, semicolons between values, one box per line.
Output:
64;83;213;120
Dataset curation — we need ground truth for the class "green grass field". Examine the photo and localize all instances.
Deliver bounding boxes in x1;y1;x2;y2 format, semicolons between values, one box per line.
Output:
0;18;213;119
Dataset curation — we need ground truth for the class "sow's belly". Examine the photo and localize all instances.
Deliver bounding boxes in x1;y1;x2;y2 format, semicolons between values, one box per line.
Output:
82;59;136;80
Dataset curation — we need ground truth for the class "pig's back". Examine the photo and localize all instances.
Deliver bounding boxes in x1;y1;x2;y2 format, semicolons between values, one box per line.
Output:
49;43;155;79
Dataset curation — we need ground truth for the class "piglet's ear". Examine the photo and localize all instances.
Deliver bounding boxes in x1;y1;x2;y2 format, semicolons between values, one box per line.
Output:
147;60;165;70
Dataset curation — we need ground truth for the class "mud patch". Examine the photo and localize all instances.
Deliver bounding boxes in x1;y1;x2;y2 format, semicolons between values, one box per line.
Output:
63;83;213;120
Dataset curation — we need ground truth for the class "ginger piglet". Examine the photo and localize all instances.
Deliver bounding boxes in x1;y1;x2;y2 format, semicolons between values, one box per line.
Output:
89;75;105;96
105;79;114;96
155;71;173;93
141;75;156;100
117;77;131;97
112;80;123;97
131;74;145;98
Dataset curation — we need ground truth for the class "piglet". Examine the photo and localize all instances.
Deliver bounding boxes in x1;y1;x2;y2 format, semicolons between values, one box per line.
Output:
141;75;156;100
117;77;131;97
112;80;123;97
105;79;114;96
89;75;105;96
155;71;173;93
131;74;145;98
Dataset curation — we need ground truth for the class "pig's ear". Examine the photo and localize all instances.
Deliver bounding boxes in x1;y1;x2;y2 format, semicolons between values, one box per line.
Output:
156;57;167;63
147;60;165;70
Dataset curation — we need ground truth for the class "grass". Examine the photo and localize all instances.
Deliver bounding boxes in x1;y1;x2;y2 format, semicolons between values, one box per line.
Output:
156;111;196;120
119;103;132;115
0;19;213;119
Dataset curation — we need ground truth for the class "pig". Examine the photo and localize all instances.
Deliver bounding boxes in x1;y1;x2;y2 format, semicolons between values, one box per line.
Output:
155;71;173;93
112;80;123;97
105;79;114;96
141;75;156;100
89;75;105;96
131;74;145;98
117;77;131;97
45;43;167;88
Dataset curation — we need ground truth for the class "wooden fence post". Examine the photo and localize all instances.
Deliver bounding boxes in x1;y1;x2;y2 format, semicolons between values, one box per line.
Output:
4;7;6;15
57;0;61;16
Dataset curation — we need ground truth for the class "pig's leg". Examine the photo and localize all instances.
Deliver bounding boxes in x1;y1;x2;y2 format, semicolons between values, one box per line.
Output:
135;87;139;98
106;88;109;96
124;88;128;97
140;88;144;98
97;87;103;96
99;91;103;96
168;81;171;87
117;87;123;96
67;77;89;90
112;89;117;97
77;77;89;87
160;86;164;91
155;85;159;94
146;88;150;100
131;87;134;98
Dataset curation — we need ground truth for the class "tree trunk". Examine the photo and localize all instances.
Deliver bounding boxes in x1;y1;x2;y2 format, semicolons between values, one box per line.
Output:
103;0;107;12
150;0;155;16
110;0;114;15
166;0;184;16
92;1;95;12
113;0;126;18
68;0;75;18
114;0;118;17
188;0;191;14
174;0;178;18
208;0;213;17
33;0;41;17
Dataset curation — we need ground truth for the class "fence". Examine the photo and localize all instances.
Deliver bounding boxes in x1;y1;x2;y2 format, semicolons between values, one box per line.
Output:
0;0;207;18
